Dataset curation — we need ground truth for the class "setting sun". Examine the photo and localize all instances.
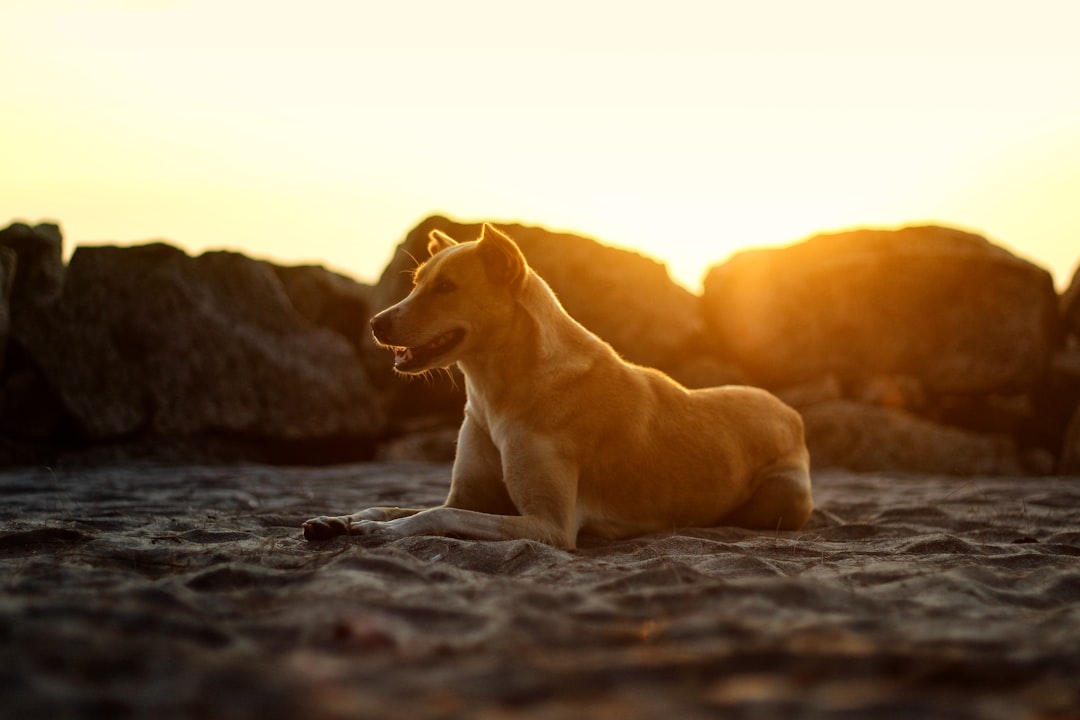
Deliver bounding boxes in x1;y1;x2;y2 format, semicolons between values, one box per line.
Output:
3;0;1079;290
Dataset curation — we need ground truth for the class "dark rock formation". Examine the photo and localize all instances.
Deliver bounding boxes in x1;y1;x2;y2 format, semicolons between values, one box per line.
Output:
12;242;385;452
1062;262;1080;339
1;222;65;378
0;222;64;308
272;264;373;353
1050;262;1080;470
0;246;14;373
801;400;1024;475
1;224;68;457
375;426;459;463
1062;407;1080;474
702;226;1061;394
0;216;1075;474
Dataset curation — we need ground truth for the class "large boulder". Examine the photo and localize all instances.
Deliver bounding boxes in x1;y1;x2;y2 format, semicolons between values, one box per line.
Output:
1063;260;1080;340
702;226;1061;394
1056;264;1080;473
272;264;373;353
1062;406;1080;474
13;243;386;447
0;222;64;308
802;400;1025;475
0;222;65;447
0;221;65;376
0;246;14;372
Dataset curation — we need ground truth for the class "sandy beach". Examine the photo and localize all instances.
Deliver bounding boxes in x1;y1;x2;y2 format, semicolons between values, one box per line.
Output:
2;462;1079;719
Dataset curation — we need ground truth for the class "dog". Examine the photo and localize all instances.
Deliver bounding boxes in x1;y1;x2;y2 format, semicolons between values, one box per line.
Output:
303;224;812;549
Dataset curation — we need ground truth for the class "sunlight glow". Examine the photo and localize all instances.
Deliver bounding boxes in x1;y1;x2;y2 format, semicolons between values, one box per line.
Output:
3;0;1079;290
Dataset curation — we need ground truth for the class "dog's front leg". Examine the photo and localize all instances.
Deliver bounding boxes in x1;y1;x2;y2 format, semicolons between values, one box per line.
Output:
302;506;424;541
367;505;572;547
359;443;580;548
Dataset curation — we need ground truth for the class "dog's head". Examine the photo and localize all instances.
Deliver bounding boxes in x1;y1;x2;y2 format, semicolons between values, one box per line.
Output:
370;223;528;374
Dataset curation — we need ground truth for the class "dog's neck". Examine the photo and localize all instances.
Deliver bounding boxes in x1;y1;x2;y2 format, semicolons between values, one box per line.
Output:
456;272;605;406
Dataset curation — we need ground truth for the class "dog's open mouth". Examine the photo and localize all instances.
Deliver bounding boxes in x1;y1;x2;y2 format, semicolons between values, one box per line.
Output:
391;329;466;372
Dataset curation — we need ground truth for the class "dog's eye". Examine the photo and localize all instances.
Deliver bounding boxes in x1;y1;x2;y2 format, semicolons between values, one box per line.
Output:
433;279;457;294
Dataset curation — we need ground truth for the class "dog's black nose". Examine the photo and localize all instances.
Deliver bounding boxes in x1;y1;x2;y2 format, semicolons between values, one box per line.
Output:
370;312;389;339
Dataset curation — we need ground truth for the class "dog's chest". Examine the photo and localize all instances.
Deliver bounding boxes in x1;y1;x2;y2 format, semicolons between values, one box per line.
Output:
465;396;556;461
466;399;513;447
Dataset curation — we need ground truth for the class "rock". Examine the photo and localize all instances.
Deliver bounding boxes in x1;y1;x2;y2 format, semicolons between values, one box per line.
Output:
0;364;64;441
1062;407;1080;474
846;374;928;412
272;264;373;353
779;374;928;414
1048;348;1080;473
375;427;459;463
1026;345;1080;467
931;393;1039;438
0;221;65;307
0;246;15;373
1;223;60;437
802;400;1025;475
1063;261;1080;339
775;376;843;410
1;221;64;376
702;226;1061;394
14;243;385;446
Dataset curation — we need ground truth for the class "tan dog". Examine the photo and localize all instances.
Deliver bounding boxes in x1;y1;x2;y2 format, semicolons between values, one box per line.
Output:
303;225;812;548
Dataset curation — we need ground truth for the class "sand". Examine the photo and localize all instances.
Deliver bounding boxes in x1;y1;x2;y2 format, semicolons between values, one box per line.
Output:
2;462;1079;719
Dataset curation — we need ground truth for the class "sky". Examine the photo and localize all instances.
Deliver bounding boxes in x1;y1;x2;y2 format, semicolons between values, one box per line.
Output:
3;0;1079;291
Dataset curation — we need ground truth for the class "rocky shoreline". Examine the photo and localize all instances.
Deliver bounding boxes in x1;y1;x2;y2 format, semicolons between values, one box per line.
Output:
2;216;1079;474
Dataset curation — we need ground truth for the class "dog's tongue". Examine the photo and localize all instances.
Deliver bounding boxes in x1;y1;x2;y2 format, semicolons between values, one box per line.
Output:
394;347;414;366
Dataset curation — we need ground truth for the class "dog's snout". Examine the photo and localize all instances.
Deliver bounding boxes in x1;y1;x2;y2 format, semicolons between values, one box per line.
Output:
370;312;390;339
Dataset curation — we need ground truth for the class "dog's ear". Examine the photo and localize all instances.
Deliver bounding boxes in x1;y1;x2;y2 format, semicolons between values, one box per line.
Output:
427;230;458;257
477;224;526;289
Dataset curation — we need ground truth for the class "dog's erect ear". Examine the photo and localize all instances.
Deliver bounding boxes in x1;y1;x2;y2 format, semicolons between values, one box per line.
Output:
477;223;526;289
427;230;458;257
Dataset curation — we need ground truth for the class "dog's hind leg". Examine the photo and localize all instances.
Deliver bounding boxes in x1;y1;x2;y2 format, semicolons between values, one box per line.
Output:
722;457;813;531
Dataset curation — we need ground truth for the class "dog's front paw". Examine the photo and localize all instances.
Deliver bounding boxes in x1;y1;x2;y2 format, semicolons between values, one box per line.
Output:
302;515;351;541
303;515;400;542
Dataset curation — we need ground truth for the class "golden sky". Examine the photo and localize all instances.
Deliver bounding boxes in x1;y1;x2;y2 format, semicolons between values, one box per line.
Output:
3;0;1079;290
